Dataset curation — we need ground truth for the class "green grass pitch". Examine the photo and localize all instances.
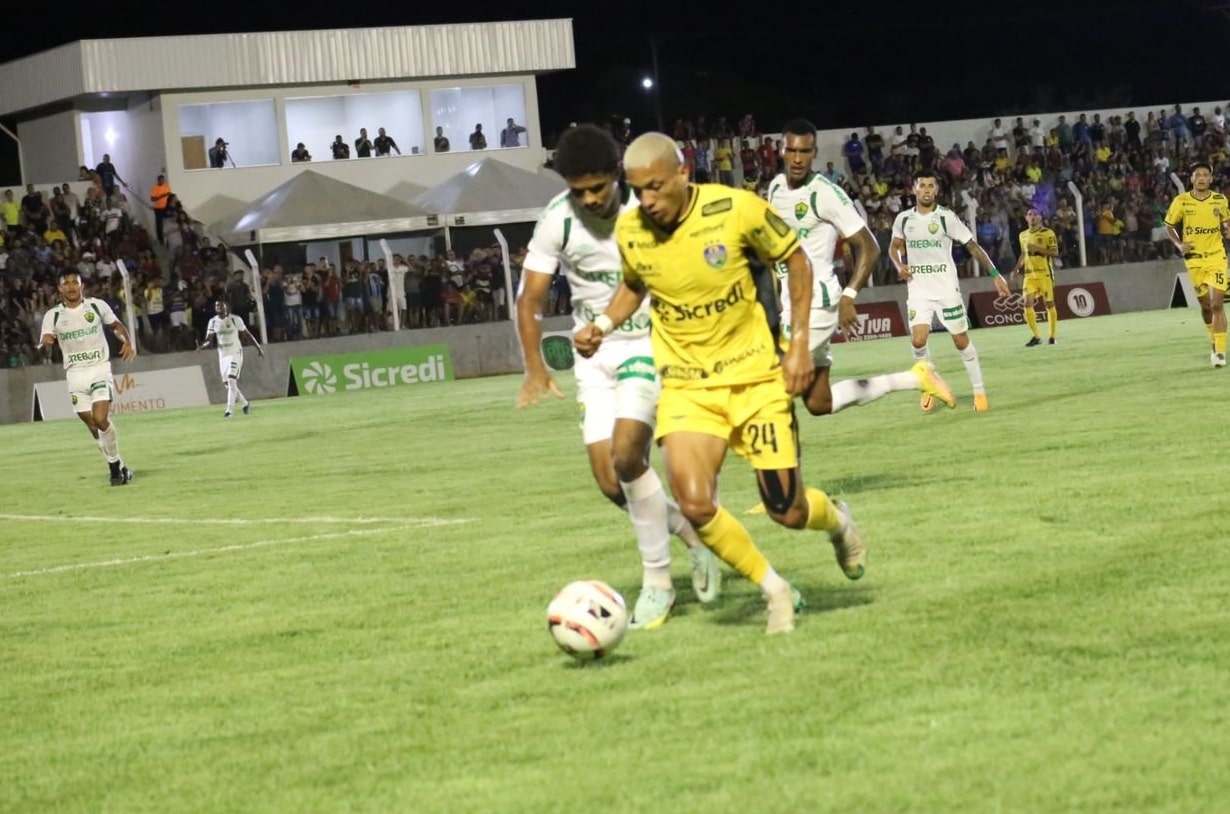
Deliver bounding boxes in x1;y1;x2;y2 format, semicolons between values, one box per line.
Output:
2;309;1227;813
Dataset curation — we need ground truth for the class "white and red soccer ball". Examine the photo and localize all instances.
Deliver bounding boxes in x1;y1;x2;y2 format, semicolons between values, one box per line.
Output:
546;580;628;660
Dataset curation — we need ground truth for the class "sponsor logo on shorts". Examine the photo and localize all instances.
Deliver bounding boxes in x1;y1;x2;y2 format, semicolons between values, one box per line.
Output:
616;356;656;381
712;343;767;374
660;364;708;381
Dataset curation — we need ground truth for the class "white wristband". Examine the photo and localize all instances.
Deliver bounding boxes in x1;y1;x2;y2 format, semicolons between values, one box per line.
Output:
593;315;615;336
841;286;859;301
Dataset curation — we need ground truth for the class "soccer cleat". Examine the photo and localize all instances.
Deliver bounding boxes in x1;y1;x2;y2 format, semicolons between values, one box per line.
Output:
829;501;866;581
687;546;722;604
920;393;935;413
1212;352;1226;368
242;402;251;415
628;586;676;630
109;466;132;487
1048;338;1057;346
1025;337;1042;347
911;361;956;408
765;583;802;635
223;410;232;418
744;502;767;516
973;393;990;412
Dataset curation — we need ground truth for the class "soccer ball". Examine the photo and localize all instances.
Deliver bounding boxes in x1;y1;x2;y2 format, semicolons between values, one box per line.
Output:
546;580;629;660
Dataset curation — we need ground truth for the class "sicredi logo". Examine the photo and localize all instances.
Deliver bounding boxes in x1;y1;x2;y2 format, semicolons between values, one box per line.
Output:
294;346;454;396
301;361;337;394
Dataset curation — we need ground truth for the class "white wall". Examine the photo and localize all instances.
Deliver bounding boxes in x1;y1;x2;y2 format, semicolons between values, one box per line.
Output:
18;110;80;185
429;84;529;151
286;91;424;161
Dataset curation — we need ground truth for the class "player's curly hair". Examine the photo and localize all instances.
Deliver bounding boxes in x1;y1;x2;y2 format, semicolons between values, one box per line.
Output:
553;124;620;179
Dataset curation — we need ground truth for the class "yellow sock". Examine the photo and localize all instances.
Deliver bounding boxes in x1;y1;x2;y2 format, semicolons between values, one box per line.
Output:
1216;333;1226;354
1205;322;1215;342
804;488;841;532
695;506;771;584
1024;306;1039;337
1046;306;1058;339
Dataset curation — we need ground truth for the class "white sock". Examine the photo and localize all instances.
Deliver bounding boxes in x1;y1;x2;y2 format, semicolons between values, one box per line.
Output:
621;469;673;590
830;371;919;412
960;343;985;392
226;379;238;412
98;422;120;464
759;566;789;595
665;498;702;548
911;344;931;364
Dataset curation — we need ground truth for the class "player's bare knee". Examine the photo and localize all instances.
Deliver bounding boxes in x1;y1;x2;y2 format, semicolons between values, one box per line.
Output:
676;496;717;528
610;448;648;482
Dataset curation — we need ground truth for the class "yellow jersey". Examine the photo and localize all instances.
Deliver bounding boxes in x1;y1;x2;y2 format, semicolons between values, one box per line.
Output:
1019;227;1057;276
1164;191;1230;259
617;184;799;389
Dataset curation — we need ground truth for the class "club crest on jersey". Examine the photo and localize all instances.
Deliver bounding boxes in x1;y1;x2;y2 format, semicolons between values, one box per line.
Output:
794;201;809;221
84;310;95;322
703;244;728;269
928;222;939;234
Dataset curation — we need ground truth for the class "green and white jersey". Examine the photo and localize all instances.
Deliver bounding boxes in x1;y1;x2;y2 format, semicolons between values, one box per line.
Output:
891;206;973;298
206;314;247;355
41;298;117;371
523;188;651;340
767;172;867;317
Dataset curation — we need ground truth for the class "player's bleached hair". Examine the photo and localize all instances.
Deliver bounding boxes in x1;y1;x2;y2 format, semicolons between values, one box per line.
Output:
623;132;683;171
782;119;818;139
553;124;620;179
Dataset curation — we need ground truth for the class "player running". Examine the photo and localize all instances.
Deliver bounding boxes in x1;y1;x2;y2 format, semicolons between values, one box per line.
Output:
198;300;264;417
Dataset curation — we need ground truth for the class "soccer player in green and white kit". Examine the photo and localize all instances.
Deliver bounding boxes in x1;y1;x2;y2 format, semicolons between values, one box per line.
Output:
889;169;1011;412
38;268;136;486
767;119;955;416
199;300;264;417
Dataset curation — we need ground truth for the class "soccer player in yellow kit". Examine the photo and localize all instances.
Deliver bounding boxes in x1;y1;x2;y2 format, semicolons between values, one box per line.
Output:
575;133;866;636
1165;162;1230;367
1010;207;1060;346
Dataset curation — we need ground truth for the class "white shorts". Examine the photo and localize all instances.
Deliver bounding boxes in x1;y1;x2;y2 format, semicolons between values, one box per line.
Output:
65;363;114;412
494;289;507;307
219;353;243;380
573;335;659;445
780;306;839;368
907;295;970;334
170;311;188;328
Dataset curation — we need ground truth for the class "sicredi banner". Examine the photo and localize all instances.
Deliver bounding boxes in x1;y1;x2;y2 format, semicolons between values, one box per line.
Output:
32;366;210;421
969;282;1112;328
291;346;454;396
830;302;909;343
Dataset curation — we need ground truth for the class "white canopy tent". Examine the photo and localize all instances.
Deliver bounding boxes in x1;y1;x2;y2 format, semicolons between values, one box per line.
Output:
412;158;566;240
208;170;439;246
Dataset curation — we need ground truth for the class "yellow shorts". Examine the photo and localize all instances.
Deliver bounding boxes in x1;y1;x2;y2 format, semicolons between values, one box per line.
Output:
1187;259;1228;298
1022;273;1054;301
655;379;799;471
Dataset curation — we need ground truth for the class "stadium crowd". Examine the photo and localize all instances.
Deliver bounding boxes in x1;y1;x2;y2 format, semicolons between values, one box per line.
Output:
2;103;1225;368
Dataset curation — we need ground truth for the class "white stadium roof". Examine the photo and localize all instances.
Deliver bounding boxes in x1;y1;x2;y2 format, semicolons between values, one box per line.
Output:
0;19;575;118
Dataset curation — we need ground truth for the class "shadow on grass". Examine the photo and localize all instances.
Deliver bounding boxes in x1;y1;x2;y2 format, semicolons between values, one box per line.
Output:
695;579;874;629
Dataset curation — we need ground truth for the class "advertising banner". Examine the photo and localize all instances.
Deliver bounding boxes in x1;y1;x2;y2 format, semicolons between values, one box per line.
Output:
291;346;454;396
32;366;210;421
831;302;909;343
969;282;1112;328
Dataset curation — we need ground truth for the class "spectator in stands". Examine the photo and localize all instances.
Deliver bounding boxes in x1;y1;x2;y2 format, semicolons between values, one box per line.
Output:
22;185;47;235
434;126;450;153
713;138;735;186
330;135;351;159
469;123;487;150
355;128;373;158
95;154;123;198
3;190;19;235
374;127;401;156
739;139;758;188
757;136;778;183
1012;117;1030;155
991;118;1009;154
208;139;231;168
843;131;866;176
149;175;171;245
291;143;312;162
865;126;885;173
500;118;528;148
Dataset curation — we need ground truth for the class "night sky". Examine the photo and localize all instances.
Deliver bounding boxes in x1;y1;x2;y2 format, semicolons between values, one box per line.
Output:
0;0;1226;177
